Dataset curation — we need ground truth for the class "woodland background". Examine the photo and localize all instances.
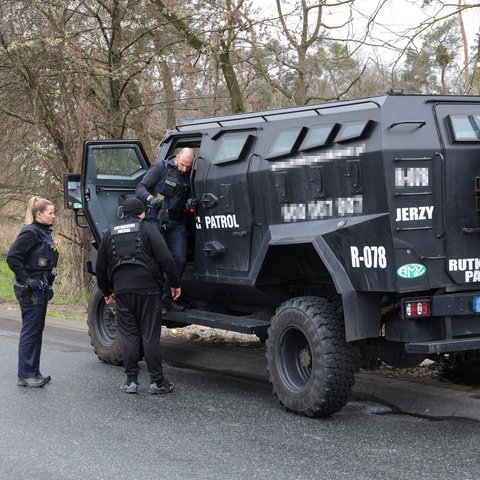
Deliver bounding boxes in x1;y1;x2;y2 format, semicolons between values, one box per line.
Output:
0;0;479;299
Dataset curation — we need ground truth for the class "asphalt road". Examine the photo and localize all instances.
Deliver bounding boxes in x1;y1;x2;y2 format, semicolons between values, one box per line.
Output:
1;309;480;480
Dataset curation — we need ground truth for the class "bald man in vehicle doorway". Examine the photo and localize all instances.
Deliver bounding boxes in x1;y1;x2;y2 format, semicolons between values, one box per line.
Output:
136;147;194;312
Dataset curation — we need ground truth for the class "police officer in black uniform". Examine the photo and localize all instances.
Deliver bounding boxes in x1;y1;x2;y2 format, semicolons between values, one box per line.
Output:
135;147;194;312
7;196;58;388
95;197;181;394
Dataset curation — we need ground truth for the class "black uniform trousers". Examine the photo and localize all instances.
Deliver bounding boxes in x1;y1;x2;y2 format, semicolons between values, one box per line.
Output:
18;290;49;379
114;292;165;384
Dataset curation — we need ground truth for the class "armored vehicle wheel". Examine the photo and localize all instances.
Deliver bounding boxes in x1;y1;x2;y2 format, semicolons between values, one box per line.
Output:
267;296;357;417
87;283;123;365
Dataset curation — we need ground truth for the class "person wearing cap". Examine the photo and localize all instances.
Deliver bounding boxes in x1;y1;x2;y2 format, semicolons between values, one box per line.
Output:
95;196;181;395
135;147;194;313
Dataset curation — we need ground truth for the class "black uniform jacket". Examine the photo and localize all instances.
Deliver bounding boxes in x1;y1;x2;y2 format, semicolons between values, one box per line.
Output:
95;215;181;297
7;220;57;281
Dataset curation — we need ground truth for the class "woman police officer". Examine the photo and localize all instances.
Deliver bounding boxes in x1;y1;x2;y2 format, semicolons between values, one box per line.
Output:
7;196;59;388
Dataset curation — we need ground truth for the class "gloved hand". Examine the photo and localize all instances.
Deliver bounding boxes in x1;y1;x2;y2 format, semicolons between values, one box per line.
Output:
24;278;38;290
156;199;169;225
148;196;162;208
48;271;57;286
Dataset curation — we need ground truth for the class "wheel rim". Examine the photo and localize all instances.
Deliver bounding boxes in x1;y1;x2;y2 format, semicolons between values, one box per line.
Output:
94;298;117;346
277;326;312;392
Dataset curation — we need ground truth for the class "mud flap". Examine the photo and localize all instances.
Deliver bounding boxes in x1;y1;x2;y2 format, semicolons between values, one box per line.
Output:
342;290;381;341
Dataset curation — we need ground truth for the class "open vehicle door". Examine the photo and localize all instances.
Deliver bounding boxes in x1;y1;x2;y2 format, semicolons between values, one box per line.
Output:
65;140;151;247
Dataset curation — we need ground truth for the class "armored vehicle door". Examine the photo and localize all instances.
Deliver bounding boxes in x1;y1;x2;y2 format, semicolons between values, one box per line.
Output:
434;102;480;285
193;130;257;276
79;140;150;246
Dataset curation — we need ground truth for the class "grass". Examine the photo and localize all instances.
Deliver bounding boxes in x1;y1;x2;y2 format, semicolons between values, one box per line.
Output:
0;258;15;301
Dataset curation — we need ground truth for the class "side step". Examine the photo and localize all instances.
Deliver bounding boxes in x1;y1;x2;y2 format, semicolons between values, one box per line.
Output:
405;337;480;354
164;308;270;335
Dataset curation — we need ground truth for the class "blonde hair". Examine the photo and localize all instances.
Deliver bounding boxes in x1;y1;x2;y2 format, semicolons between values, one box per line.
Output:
25;196;54;224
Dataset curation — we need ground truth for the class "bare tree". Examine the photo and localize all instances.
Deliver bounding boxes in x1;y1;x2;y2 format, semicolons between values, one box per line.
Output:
246;0;391;105
150;0;248;113
0;0;170;294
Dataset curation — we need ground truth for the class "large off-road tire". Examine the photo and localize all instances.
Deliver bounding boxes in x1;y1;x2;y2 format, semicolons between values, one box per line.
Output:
266;296;357;417
87;283;123;365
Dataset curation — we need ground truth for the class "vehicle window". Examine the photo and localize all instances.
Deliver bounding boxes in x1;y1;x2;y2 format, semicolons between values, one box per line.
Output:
335;120;371;142
266;127;304;159
64;175;82;210
165;136;202;157
93;147;144;177
300;124;336;150
448;115;480;142
212;133;251;164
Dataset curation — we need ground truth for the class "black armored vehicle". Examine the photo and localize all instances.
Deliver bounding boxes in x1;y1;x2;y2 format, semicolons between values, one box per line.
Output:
65;92;480;416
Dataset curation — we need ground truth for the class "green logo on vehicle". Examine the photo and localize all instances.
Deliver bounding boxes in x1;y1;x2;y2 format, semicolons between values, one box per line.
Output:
397;263;426;279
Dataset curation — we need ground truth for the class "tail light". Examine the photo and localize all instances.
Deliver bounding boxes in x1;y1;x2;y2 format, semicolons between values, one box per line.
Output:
403;298;431;319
